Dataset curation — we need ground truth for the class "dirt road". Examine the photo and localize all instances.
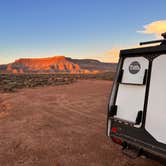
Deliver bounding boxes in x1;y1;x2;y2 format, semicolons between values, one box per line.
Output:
0;80;161;166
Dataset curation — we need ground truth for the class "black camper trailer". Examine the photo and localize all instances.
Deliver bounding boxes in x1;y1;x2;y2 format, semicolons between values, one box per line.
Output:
107;33;166;160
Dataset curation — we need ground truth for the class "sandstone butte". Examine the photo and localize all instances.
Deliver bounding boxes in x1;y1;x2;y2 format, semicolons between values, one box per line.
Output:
6;56;82;74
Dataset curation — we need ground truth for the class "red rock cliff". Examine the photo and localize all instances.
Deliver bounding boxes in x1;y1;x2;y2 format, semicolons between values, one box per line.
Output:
7;56;81;73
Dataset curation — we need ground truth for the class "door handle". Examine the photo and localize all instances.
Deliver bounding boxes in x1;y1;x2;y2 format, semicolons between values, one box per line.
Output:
135;111;143;125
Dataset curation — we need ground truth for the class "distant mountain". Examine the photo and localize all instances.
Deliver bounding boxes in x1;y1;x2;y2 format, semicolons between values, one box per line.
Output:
67;58;116;72
0;56;117;74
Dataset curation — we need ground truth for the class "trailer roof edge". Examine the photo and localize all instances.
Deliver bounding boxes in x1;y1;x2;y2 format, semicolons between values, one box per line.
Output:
120;45;166;56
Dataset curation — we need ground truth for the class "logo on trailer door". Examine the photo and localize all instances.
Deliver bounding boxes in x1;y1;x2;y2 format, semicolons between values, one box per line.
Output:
129;61;141;74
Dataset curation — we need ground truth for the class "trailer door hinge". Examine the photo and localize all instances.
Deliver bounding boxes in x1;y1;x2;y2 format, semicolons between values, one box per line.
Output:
109;105;117;117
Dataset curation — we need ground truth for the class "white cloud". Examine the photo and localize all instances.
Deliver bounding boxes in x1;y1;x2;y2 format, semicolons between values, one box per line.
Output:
138;20;166;38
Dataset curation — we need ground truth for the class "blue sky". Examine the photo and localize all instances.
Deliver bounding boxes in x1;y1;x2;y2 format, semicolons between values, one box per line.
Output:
0;0;166;64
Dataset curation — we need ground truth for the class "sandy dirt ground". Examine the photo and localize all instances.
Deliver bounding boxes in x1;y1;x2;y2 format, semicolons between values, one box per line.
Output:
0;80;162;166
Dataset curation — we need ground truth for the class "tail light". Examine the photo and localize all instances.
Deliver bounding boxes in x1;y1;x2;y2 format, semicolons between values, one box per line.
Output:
112;136;122;145
111;127;117;133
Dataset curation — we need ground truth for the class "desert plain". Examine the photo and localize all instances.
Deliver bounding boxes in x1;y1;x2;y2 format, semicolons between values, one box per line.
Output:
0;80;162;166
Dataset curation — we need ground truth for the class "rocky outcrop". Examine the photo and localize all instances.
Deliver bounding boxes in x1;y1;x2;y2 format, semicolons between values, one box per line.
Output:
5;56;81;74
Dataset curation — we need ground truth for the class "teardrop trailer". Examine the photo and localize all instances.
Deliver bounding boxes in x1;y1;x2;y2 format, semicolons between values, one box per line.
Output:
107;33;166;160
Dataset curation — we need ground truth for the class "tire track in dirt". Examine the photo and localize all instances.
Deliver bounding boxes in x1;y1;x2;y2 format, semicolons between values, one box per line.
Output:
0;80;162;166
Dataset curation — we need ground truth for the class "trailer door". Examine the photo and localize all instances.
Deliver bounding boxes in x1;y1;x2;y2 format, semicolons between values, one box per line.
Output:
115;57;149;124
145;55;166;144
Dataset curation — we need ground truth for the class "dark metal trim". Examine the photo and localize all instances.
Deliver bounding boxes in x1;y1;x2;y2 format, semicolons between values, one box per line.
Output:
117;69;124;83
135;111;143;125
142;60;152;127
120;45;166;56
140;39;165;46
108;105;117;117
111;134;166;160
143;69;148;85
106;56;123;136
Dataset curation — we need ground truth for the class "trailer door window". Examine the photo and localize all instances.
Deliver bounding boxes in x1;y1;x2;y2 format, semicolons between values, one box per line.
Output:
121;57;148;85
